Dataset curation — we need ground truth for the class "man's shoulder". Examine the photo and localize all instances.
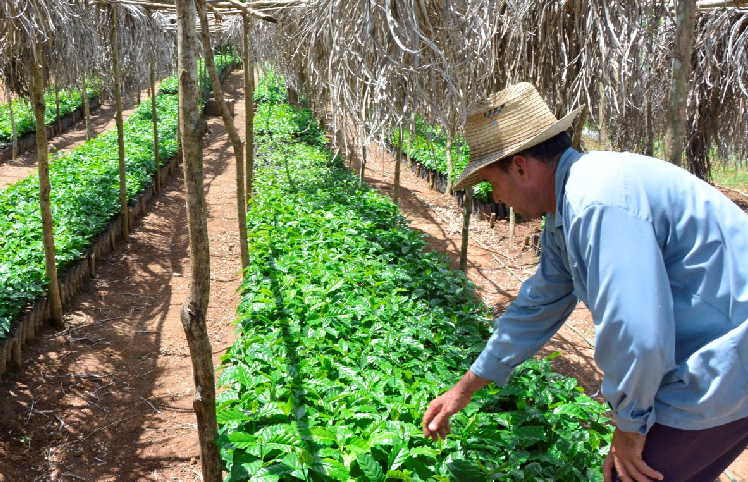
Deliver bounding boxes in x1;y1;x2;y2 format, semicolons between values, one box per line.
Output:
564;151;631;213
564;150;683;216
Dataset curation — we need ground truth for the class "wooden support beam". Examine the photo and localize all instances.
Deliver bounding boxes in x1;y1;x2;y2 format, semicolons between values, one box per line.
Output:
174;0;221;479
696;0;748;8
110;5;130;239
93;0;291;21
243;13;255;199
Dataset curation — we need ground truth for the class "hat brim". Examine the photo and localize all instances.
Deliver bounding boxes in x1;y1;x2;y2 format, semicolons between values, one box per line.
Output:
453;106;583;192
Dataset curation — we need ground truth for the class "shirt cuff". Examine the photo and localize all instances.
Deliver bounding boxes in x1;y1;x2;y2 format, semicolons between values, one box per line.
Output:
613;406;656;434
470;349;514;386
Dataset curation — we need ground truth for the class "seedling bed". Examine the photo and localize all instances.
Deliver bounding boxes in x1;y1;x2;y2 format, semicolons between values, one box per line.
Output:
0;96;102;163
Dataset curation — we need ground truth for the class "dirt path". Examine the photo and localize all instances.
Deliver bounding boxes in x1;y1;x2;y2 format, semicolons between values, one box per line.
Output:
0;71;246;481
0;86;157;190
358;144;748;482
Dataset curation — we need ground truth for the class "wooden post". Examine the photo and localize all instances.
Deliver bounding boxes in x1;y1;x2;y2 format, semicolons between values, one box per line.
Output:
54;85;61;132
81;76;93;141
663;0;696;167
393;124;403;204
150;61;161;192
110;5;129;239
509;207;516;244
30;44;64;328
459;187;473;272
359;142;367;182
243;14;255;199
196;0;249;270
8;93;18;160
175;0;221;480
343;122;351;169
572;105;588;151
645;100;655;156
597;82;608;147
408;115;416;167
445;129;454;193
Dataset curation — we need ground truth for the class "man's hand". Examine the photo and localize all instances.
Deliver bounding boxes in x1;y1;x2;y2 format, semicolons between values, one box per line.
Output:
603;428;664;482
422;370;490;441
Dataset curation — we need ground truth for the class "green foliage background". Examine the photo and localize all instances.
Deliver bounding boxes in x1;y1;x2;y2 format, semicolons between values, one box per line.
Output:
0;87;100;145
391;121;493;202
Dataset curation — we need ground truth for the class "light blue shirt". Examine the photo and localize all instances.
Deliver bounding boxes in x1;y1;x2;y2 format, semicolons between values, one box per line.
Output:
471;148;748;433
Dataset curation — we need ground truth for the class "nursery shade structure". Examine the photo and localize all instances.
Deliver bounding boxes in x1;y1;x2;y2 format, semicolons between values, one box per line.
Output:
86;2;178;239
255;0;748;184
106;1;293;479
245;1;521;271
238;0;748;283
0;0;95;329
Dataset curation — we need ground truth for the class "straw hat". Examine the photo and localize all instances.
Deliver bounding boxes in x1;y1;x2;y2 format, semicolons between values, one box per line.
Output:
454;82;582;191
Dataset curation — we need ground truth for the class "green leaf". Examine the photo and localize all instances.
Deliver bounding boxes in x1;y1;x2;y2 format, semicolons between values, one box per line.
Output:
357;453;386;482
227;431;257;449
369;431;400;446
446;459;486;482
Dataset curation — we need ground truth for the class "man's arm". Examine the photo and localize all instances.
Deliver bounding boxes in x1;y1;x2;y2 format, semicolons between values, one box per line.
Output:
422;225;577;439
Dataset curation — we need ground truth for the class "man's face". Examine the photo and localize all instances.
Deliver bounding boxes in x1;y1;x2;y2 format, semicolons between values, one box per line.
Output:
478;155;550;220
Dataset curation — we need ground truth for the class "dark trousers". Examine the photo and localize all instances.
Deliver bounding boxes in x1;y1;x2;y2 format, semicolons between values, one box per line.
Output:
617;415;748;482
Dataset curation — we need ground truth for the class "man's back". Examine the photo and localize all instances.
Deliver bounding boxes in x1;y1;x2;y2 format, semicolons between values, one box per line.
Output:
560;150;748;429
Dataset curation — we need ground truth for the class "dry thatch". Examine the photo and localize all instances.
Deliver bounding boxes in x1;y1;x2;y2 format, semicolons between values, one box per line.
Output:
0;0;81;94
247;0;748;180
0;1;176;98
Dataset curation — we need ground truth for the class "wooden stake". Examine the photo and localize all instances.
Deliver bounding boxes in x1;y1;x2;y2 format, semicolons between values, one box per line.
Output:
445;129;454;193
175;0;221;479
30;44;64;328
663;0;696;167
8;93;18;160
82;77;93;141
196;0;249;270
459;187;473;272
110;5;129;239
150;61;161;192
243;14;255;200
393;124;402;204
54;85;61;133
509;207;516;244
359;143;366;182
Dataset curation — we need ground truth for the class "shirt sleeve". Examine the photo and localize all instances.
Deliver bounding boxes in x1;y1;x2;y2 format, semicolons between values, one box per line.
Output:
568;204;676;434
470;224;577;385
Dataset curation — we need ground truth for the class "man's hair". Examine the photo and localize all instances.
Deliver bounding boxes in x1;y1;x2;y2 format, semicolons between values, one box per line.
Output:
494;132;572;171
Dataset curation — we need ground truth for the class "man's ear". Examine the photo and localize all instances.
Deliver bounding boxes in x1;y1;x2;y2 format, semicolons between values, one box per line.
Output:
511;154;528;177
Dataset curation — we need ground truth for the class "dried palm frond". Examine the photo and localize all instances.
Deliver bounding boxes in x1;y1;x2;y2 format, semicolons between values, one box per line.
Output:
0;0;81;95
258;0;747;179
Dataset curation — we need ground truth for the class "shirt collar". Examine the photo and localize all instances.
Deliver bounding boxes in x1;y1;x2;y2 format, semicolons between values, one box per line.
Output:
550;147;583;229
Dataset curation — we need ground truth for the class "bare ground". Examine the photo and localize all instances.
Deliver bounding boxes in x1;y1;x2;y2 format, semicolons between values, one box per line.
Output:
357;144;748;482
0;72;246;481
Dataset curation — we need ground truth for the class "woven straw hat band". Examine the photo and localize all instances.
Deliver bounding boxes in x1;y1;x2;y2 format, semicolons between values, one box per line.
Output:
454;82;581;191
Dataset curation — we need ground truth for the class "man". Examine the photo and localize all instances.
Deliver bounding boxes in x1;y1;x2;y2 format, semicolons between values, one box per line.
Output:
422;82;748;481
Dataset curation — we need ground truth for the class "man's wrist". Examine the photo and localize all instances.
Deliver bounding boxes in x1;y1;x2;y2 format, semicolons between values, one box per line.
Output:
454;370;491;396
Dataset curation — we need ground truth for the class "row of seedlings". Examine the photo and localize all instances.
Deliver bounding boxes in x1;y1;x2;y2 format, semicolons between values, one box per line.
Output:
0;86;101;162
0;54;240;375
216;74;613;482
